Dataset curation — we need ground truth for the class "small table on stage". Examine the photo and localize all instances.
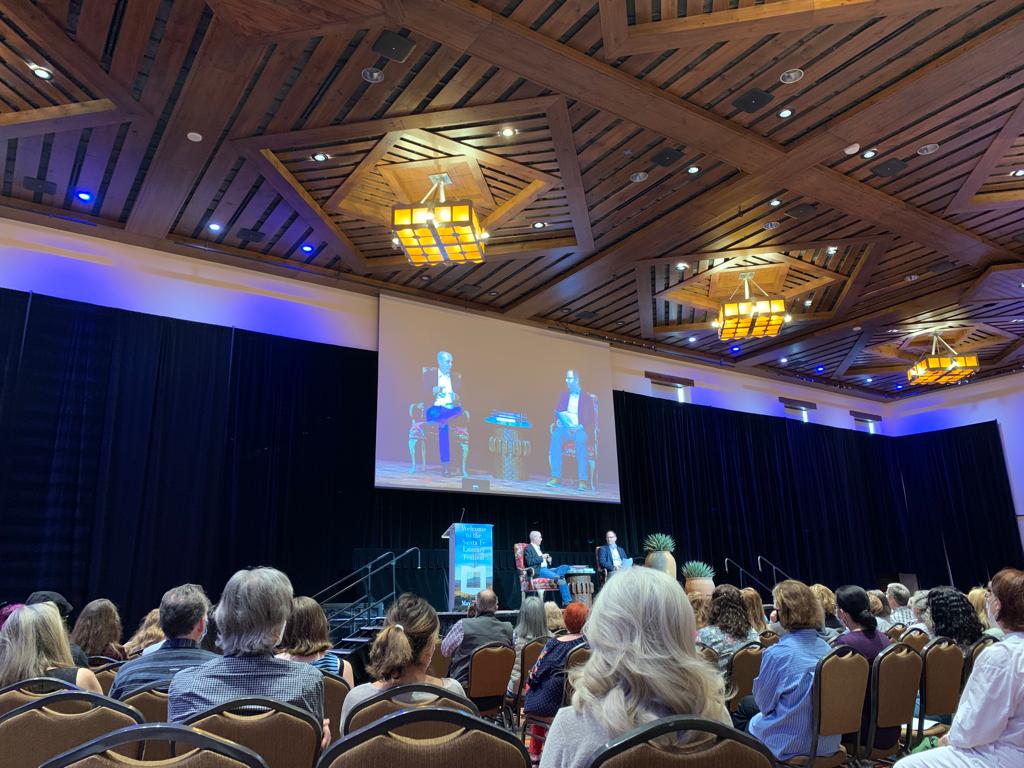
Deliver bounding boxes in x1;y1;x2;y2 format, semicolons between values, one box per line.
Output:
565;567;596;605
484;411;533;481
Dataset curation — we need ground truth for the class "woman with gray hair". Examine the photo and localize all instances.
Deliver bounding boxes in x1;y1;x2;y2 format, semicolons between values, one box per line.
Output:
907;589;932;636
168;567;329;749
540;567;729;768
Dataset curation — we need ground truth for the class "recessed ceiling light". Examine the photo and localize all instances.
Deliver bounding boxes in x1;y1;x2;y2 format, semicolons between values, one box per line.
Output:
764;221;780;230
300;244;314;253
687;165;700;174
311;152;330;162
361;67;384;83
561;307;572;312
675;261;689;271
1010;318;1024;323
769;199;782;207
780;68;804;84
687;336;697;343
488;291;499;297
888;329;901;333
28;63;53;80
844;144;861;156
1012;169;1024;177
532;221;547;229
186;131;203;143
629;171;649;183
731;346;741;353
861;148;878;159
1019;282;1024;289
852;326;862;332
866;378;873;383
780;357;788;364
777;108;793;119
75;190;92;202
816;366;825;373
783;313;792;323
826;245;838;255
905;273;920;282
917;143;940;155
207;222;222;232
391;237;400;246
803;298;813;307
480;231;490;240
896;384;904;390
420;274;431;281
498;127;517;138
615;321;625;326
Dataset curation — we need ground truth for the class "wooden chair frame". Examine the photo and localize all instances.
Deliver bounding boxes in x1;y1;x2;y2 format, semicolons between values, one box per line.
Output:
589;714;775;767
342;683;478;735
40;722;269;768
318;707;531;768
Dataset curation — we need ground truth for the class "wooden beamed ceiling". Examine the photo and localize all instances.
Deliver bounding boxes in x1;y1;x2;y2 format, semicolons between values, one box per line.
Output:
1;0;1024;400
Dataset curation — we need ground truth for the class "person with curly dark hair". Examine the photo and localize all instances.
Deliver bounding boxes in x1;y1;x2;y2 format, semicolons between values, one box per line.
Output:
926;586;983;650
698;584;758;670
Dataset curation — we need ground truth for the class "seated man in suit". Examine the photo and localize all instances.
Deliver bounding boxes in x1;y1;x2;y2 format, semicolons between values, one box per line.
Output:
598;530;629;575
524;530;571;605
546;369;594;491
422;350;465;477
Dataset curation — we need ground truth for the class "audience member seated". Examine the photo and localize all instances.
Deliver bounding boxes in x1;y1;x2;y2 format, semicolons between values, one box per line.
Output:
688;591;711;631
26;591;89;666
507;596;550;697
741;588;768;634
887;583;914;626
968;586;1005;640
110;584;217;699
835;585;897;753
276;596;354;686
524;531;572;605
767;589;838;644
0;603;23;631
544;602;567;636
71;598;127;660
868;590;894;633
926;586;983;650
732;580;839;762
168;567;328;749
124;608;164;657
811;584;844;633
907;590;932;636
0;603;101;692
697;585;758;671
524;603;589;716
441;589;513;688
540;567;729;768
896;568;1024;768
340;593;464;727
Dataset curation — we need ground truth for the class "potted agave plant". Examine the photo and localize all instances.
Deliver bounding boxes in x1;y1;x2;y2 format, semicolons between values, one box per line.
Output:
681;560;716;596
643;533;676;578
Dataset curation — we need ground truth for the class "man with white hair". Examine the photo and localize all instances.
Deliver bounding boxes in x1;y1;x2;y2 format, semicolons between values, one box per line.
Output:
886;582;914;626
168;567;329;748
524;530;572;605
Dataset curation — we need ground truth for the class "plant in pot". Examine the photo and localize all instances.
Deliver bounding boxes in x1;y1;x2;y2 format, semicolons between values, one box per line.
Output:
643;533;676;578
680;560;715;596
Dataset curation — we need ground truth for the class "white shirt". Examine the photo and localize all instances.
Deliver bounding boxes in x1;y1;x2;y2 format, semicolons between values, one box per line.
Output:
610;546;621;568
562;393;580;428
435;370;455;407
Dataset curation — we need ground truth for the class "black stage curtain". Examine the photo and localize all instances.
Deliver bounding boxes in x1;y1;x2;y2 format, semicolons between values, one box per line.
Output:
0;288;1019;625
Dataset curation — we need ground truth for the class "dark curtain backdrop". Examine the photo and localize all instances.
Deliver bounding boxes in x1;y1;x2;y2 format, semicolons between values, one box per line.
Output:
0;287;1019;625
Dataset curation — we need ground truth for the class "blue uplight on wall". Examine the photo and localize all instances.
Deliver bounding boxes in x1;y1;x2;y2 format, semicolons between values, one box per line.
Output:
75;190;93;202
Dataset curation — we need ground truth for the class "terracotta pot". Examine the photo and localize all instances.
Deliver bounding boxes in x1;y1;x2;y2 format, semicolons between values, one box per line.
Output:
684;577;715;596
644;550;676;578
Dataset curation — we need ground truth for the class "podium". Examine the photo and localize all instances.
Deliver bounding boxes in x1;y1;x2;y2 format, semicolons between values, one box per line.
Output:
442;523;494;611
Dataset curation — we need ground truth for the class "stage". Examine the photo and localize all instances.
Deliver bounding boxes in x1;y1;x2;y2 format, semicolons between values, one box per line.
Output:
375;460;620;502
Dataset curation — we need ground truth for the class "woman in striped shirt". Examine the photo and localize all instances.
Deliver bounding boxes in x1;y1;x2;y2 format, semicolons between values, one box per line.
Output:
276;596;354;687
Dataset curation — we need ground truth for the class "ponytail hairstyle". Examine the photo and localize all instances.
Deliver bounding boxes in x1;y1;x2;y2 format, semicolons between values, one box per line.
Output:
835;585;877;631
367;593;439;682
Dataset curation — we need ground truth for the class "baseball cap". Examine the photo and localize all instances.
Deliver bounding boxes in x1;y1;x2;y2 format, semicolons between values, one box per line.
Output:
26;590;74;618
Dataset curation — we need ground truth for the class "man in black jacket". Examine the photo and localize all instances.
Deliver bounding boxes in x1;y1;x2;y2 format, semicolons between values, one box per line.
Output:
524;530;571;605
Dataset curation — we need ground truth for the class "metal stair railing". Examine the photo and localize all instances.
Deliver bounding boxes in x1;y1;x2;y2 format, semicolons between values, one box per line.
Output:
723;557;772;594
756;555;795;585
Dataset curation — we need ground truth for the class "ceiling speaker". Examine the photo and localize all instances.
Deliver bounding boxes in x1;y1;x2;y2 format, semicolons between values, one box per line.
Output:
871;159;908;177
784;203;818;219
732;88;774;113
650;148;683;167
373;31;415;62
235;228;266;243
574;310;598;320
23;176;56;195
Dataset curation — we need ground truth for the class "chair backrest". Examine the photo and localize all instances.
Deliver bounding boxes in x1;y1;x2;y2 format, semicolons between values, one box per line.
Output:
514;543;527;571
757;630;779;647
322;672;350;744
886;623;906;641
93;663;123;696
866;642;922;757
589;715;775;768
726;643;763;712
426;649;451;679
512;638;547;705
122;684;173;759
919;637;964;717
184;698;322;768
343;684;479;737
88;657;119;669
40;723;270;768
899;628;928;654
0;677;79;718
695;643;719;665
563;644;592;704
813;646;870;743
962;635;998;687
320;707;530;768
467;643;516;700
0;691;144;768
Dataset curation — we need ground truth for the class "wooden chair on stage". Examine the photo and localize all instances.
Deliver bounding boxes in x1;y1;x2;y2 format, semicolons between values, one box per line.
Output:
514;544;561;601
407;400;470;475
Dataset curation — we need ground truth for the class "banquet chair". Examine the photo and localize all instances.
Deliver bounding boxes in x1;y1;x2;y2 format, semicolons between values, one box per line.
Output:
857;642;922;764
467;642;516;721
758;630;780;647
588;715;775;768
961;635;998;687
319;707;530;768
183;698;321;768
780;645;869;768
695;642;720;666
322;672;350;743
93;662;123;696
343;683;478;737
40;723;268;768
899;628;928;654
562;644;591;705
886;623;907;641
0;677;79;718
914;638;964;744
726;642;763;713
122;684;173;759
0;691;144;768
506;637;546;726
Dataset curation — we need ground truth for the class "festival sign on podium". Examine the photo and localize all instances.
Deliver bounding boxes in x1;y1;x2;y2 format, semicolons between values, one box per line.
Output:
442;522;494;611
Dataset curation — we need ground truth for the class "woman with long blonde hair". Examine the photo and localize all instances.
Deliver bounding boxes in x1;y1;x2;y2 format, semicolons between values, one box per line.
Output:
540;567;729;768
124;608;164;657
0;603;101;691
741;587;768;633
